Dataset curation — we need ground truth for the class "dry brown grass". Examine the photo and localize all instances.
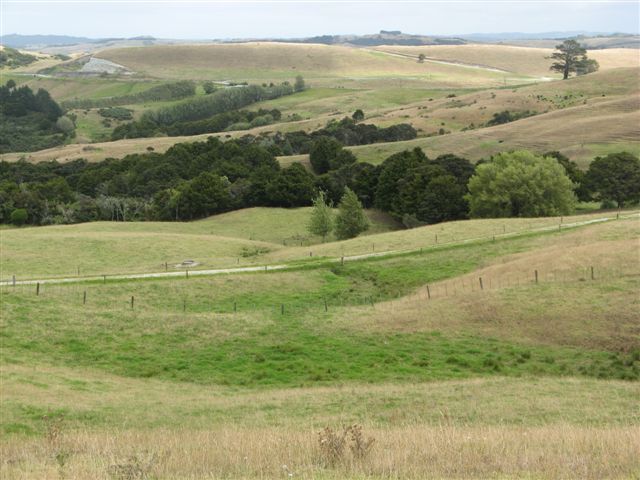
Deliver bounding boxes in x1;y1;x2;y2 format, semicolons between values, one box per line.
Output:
373;44;640;77
95;42;518;86
2;425;638;479
350;220;640;350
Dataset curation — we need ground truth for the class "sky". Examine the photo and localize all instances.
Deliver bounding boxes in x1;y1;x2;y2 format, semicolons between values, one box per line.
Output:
1;1;639;40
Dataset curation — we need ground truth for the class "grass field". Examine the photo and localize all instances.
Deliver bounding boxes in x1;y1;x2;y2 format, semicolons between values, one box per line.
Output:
1;211;639;479
3;66;637;166
1;208;632;279
95;42;535;88
373;44;640;77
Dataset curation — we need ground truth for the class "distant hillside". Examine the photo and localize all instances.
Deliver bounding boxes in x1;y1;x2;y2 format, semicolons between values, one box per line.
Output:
0;34;94;48
281;31;467;46
0;46;37;68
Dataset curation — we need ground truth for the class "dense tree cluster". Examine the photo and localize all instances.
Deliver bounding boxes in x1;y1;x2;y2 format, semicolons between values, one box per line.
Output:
61;81;197;110
1;128;636;226
244;116;417;158
111;83;295;139
0;81;73;153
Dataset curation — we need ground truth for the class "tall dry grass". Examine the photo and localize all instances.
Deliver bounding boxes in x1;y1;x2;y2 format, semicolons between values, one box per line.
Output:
2;425;638;479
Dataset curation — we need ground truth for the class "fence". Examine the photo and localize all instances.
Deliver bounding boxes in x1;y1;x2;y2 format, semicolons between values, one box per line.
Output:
3;263;637;318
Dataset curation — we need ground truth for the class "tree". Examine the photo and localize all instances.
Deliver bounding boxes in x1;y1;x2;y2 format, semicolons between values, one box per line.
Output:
335;188;369;240
308;191;333;241
55;116;75;135
544;151;590;201
548;40;594;79
576;57;599;76
352;109;365;122
178;172;231;219
585;152;640;207
417;53;426;63
294;75;305;92
202;81;216;94
10;208;28;226
309;137;343;174
466;150;576;218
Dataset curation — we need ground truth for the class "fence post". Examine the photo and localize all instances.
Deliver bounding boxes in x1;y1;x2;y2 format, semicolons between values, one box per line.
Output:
535;270;538;284
591;266;594;280
479;277;484;290
183;299;186;312
426;285;431;299
77;266;80;277
165;262;168;272
341;257;344;266
372;243;375;252
131;296;134;309
12;275;15;287
369;296;374;307
36;282;40;296
324;299;328;312
265;265;268;272
103;275;106;284
186;269;189;279
83;291;87;305
281;304;285;315
435;234;438;244
309;251;312;257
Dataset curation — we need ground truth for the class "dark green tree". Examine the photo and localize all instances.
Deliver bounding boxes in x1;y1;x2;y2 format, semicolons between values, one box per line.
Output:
335;188;369;240
294;75;306;92
585;152;640;207
178;172;230;219
352;109;365;122
10;208;28;226
309;137;343;174
548;40;592;79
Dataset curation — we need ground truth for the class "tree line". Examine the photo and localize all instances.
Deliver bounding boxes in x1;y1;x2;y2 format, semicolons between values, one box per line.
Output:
2;133;638;228
111;83;296;141
0;80;74;153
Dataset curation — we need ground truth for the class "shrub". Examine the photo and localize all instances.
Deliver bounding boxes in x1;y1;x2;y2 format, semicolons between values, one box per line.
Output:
10;208;27;225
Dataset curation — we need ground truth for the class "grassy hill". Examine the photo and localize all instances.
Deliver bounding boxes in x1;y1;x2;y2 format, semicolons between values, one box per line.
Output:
96;42;535;87
372;44;639;77
1;210;639;478
2;64;637;166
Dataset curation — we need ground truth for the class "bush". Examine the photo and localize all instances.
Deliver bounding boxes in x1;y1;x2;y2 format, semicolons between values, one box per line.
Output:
10;208;27;225
467;150;576;218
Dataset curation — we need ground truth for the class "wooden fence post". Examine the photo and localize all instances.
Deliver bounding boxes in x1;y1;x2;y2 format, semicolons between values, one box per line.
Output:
12;275;15;287
426;285;431;299
83;291;87;305
591;266;594;280
36;282;40;296
186;269;189;279
131;296;134;309
281;304;285;315
535;270;538;284
324;299;328;312
234;302;237;313
479;277;484;290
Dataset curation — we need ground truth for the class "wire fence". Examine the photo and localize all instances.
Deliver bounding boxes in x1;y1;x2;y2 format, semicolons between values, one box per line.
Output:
3;263;637;318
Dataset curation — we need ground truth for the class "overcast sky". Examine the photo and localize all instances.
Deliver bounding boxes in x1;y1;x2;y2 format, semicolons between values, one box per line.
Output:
2;1;639;39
